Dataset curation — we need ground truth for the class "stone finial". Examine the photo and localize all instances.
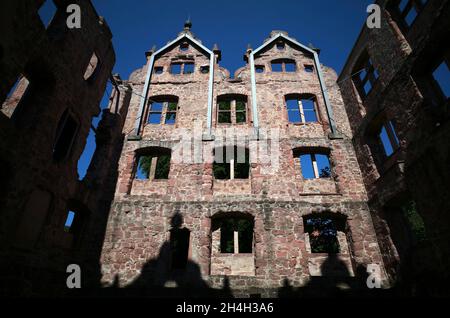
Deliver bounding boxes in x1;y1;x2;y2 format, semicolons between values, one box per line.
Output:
213;43;219;51
145;45;157;59
184;19;192;31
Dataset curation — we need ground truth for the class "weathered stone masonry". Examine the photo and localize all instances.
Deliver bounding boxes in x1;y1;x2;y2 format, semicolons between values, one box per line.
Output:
99;24;387;294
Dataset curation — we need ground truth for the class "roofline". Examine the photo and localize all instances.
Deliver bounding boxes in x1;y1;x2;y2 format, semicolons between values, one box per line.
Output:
252;33;316;57
153;33;213;58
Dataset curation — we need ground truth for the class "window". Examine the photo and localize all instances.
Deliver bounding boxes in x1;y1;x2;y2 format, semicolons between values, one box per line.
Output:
378;120;400;157
135;150;171;180
271;59;296;73
64;211;76;232
352;51;379;98
217;95;247;124
276;42;285;51
213;146;250;180
170;63;182;74
200;66;210;74
255;65;265;73
170;62;195;74
212;216;254;254
180;43;189;51
1;75;30;118
304;215;341;253
38;0;57;28
298;152;331;179
305;65;314;73
83;52;100;81
183;62;194;74
286;95;318;123
432;61;450;99
147;98;178;125
61;202;89;249
154;66;163;75
53;110;78;162
387;0;428;32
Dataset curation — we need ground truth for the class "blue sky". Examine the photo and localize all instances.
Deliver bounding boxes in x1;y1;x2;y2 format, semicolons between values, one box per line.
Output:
40;0;373;179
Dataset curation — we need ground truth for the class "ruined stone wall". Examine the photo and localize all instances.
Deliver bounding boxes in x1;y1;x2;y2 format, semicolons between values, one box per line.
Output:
0;0;119;296
100;29;387;294
339;0;450;288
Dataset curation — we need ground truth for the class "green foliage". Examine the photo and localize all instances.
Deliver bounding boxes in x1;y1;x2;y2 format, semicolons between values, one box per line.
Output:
155;155;171;179
402;201;427;244
319;166;331;178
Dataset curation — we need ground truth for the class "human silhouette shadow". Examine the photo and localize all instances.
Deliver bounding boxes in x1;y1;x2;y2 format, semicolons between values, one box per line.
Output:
102;212;233;298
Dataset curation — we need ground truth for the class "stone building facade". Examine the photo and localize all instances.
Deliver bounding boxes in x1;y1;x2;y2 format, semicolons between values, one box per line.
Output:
0;0;127;296
339;0;450;293
99;22;388;295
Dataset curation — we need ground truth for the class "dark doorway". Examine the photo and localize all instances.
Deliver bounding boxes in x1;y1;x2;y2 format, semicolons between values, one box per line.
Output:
170;228;190;270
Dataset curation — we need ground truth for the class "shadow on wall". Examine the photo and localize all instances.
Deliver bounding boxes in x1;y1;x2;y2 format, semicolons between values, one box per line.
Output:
97;213;233;298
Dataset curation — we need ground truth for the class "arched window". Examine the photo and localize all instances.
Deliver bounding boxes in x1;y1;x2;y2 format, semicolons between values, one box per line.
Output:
147;96;179;125
294;148;332;179
285;94;319;123
135;147;171;180
217;94;248;124
213;146;250;180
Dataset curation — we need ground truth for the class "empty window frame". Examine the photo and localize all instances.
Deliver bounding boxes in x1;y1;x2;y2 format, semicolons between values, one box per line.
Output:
62;204;88;248
387;0;428;32
276;42;286;51
378;120;400;157
217;217;254;254
83;52;100;81
180;42;189;52
213;146;250;180
299;153;332;179
217;95;247;124
432;59;450;99
154;66;164;75
147;99;178;125
304;65;314;73
286;95;318;123
1;75;30;118
170;62;195;74
352;51;379;98
38;0;57;28
303;215;341;253
53;110;78;162
271;59;296;73
255;65;265;73
200;65;210;74
135;152;171;180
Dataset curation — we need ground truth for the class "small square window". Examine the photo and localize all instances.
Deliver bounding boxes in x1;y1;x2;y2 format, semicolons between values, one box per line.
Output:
183;63;195;74
170;63;182;74
271;62;283;72
276;42;285;50
305;65;314;73
255;65;265;73
154;66;163;75
200;66;209;74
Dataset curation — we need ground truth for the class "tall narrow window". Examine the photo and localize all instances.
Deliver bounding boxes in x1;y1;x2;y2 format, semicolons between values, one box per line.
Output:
213;146;250;180
299;153;331;179
170;228;190;270
217;95;247;125
352;51;379;99
214;216;254;254
1;75;30;118
387;0;428;32
147;97;178;125
183;63;195;74
170;63;182;74
53;110;78;162
378;120;400;157
285;95;318;123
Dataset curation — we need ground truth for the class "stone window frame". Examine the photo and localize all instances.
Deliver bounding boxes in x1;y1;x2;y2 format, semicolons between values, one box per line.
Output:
133;147;172;181
270;58;297;73
255;65;265;73
284;93;321;124
302;212;351;255
366;113;401;161
216;94;249;125
386;0;428;34
1;74;30;118
213;146;250;180
170;61;195;75
145;95;179;126
293;147;333;180
211;212;255;255
154;66;164;75
60;200;90;250
352;50;379;100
